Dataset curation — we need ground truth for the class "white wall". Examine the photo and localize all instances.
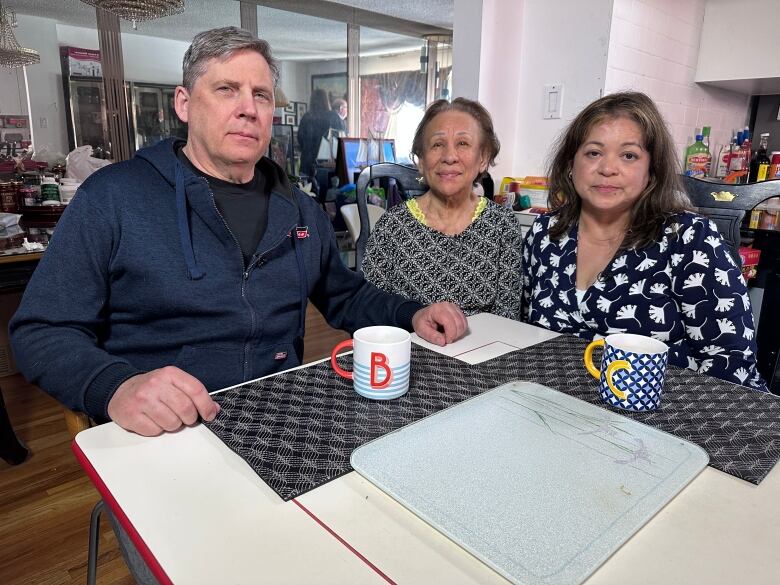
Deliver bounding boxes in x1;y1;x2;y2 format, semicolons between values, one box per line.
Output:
473;0;525;182
57;24;188;85
0;69;28;117
697;0;780;84
512;0;612;177
279;60;307;104
14;15;69;158
452;0;483;100
605;0;749;161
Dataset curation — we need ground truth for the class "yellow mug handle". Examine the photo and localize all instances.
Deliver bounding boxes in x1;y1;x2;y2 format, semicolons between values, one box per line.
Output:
583;339;604;379
584;339;632;400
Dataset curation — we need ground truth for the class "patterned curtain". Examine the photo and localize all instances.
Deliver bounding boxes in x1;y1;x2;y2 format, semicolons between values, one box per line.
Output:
360;71;425;138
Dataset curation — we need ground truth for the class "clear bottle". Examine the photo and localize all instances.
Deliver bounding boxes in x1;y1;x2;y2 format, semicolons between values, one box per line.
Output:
727;130;748;184
685;134;711;178
715;133;736;179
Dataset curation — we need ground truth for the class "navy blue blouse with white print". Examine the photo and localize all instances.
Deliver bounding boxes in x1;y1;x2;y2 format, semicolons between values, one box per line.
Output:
521;211;767;391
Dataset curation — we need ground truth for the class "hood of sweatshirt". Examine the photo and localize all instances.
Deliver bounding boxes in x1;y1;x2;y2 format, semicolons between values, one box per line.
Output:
134;138;298;280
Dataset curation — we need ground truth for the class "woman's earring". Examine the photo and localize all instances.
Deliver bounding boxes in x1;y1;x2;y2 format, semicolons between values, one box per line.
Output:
568;170;573;180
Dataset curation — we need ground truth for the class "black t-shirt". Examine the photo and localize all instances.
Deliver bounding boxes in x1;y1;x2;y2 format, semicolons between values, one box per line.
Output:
177;147;269;266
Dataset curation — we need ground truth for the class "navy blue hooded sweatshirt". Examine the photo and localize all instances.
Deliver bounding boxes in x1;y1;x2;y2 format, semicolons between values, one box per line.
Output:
9;139;421;420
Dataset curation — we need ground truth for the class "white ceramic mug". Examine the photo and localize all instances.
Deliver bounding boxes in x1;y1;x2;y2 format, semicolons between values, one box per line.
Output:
330;326;411;400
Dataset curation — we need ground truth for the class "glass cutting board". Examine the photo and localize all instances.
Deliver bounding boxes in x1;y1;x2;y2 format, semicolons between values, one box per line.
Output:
351;381;709;585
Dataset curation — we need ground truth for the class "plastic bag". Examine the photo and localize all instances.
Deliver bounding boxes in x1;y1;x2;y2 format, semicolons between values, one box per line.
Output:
0;213;21;229
316;128;345;166
65;146;111;182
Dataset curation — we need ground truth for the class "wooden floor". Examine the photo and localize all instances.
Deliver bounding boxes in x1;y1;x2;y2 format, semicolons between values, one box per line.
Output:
0;305;348;585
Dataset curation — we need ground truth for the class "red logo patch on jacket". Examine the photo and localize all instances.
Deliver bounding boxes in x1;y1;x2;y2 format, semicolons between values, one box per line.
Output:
295;226;310;239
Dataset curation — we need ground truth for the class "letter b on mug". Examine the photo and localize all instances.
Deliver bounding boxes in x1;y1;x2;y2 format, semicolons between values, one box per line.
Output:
370;352;392;388
331;326;411;400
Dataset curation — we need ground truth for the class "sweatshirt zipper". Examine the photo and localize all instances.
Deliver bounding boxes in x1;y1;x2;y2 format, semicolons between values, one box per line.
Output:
205;180;298;379
204;181;256;379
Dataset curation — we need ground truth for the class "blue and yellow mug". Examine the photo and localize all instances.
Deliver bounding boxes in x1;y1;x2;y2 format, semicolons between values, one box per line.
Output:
584;333;669;412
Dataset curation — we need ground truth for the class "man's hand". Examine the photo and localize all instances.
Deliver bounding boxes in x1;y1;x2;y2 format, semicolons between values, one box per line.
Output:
107;367;220;436
411;302;468;346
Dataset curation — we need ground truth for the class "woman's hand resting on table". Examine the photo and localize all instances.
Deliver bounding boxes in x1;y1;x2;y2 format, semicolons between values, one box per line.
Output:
412;302;468;346
107;367;220;436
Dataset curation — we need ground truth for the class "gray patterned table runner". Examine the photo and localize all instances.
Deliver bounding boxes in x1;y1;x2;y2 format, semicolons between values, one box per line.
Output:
205;336;780;500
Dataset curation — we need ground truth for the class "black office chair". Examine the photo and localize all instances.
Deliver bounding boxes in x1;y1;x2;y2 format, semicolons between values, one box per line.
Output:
354;163;426;271
679;175;780;265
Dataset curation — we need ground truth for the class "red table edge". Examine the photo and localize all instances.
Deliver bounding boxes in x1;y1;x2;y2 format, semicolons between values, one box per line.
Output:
292;498;396;585
71;439;174;585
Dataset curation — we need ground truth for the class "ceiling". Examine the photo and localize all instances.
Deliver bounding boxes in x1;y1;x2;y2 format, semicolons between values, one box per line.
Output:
4;0;453;60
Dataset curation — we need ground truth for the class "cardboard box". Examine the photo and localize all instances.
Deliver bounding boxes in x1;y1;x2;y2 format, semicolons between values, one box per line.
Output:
739;246;761;281
0;291;21;377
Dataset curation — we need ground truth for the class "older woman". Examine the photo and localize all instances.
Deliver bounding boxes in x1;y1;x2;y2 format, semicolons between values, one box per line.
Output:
362;98;522;320
522;91;766;390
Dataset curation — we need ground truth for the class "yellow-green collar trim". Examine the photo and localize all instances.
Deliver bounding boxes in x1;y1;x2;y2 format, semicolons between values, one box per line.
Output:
406;196;487;227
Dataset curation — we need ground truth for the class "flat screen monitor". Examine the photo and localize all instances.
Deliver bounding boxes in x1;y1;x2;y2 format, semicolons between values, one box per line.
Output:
337;137;396;185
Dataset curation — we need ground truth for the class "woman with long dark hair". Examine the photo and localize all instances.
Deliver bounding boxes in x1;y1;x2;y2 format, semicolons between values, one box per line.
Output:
522;91;765;390
297;89;343;178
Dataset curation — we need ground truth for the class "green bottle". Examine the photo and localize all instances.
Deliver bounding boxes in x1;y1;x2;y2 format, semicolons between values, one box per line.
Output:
685;134;711;178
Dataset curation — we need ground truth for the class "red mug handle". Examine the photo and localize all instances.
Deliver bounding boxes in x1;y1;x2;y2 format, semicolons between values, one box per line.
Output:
330;339;354;380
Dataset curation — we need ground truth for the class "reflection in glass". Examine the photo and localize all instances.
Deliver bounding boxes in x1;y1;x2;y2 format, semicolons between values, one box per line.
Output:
259;6;347;181
359;29;431;166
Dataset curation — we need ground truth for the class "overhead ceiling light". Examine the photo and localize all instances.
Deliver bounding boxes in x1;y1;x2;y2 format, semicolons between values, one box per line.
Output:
0;1;40;68
79;0;185;29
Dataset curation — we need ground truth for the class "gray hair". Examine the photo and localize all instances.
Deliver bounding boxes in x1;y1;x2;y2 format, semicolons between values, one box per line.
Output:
182;26;280;90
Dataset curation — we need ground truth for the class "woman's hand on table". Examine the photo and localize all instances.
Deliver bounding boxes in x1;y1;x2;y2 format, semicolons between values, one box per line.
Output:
107;367;220;436
412;302;468;346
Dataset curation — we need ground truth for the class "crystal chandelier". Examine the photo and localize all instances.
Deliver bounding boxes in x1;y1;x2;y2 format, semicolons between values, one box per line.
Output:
0;1;40;68
79;0;185;27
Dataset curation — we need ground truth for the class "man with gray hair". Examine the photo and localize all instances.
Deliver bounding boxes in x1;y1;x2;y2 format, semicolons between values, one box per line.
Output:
10;26;467;436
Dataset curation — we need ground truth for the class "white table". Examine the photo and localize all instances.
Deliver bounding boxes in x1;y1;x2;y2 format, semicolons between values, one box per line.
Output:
73;314;780;584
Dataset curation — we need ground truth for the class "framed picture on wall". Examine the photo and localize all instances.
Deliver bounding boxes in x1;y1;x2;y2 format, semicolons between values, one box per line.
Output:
284;114;296;125
296;101;307;121
283;103;295;114
311;73;347;105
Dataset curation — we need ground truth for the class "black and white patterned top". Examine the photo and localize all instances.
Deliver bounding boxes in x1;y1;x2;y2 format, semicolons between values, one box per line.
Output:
363;198;523;320
521;211;767;391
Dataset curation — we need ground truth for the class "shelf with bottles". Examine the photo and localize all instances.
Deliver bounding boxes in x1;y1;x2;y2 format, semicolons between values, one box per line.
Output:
686;125;780;185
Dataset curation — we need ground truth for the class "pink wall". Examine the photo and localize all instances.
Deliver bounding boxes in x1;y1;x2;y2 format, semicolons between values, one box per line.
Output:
604;0;749;163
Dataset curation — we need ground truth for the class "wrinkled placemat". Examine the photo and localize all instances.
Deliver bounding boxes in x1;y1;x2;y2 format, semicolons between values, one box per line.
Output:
205;336;780;500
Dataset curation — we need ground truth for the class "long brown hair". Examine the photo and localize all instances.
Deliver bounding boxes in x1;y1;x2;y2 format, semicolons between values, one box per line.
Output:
546;91;691;249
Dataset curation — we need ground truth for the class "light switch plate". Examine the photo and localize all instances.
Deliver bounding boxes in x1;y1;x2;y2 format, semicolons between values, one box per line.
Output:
544;84;563;119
